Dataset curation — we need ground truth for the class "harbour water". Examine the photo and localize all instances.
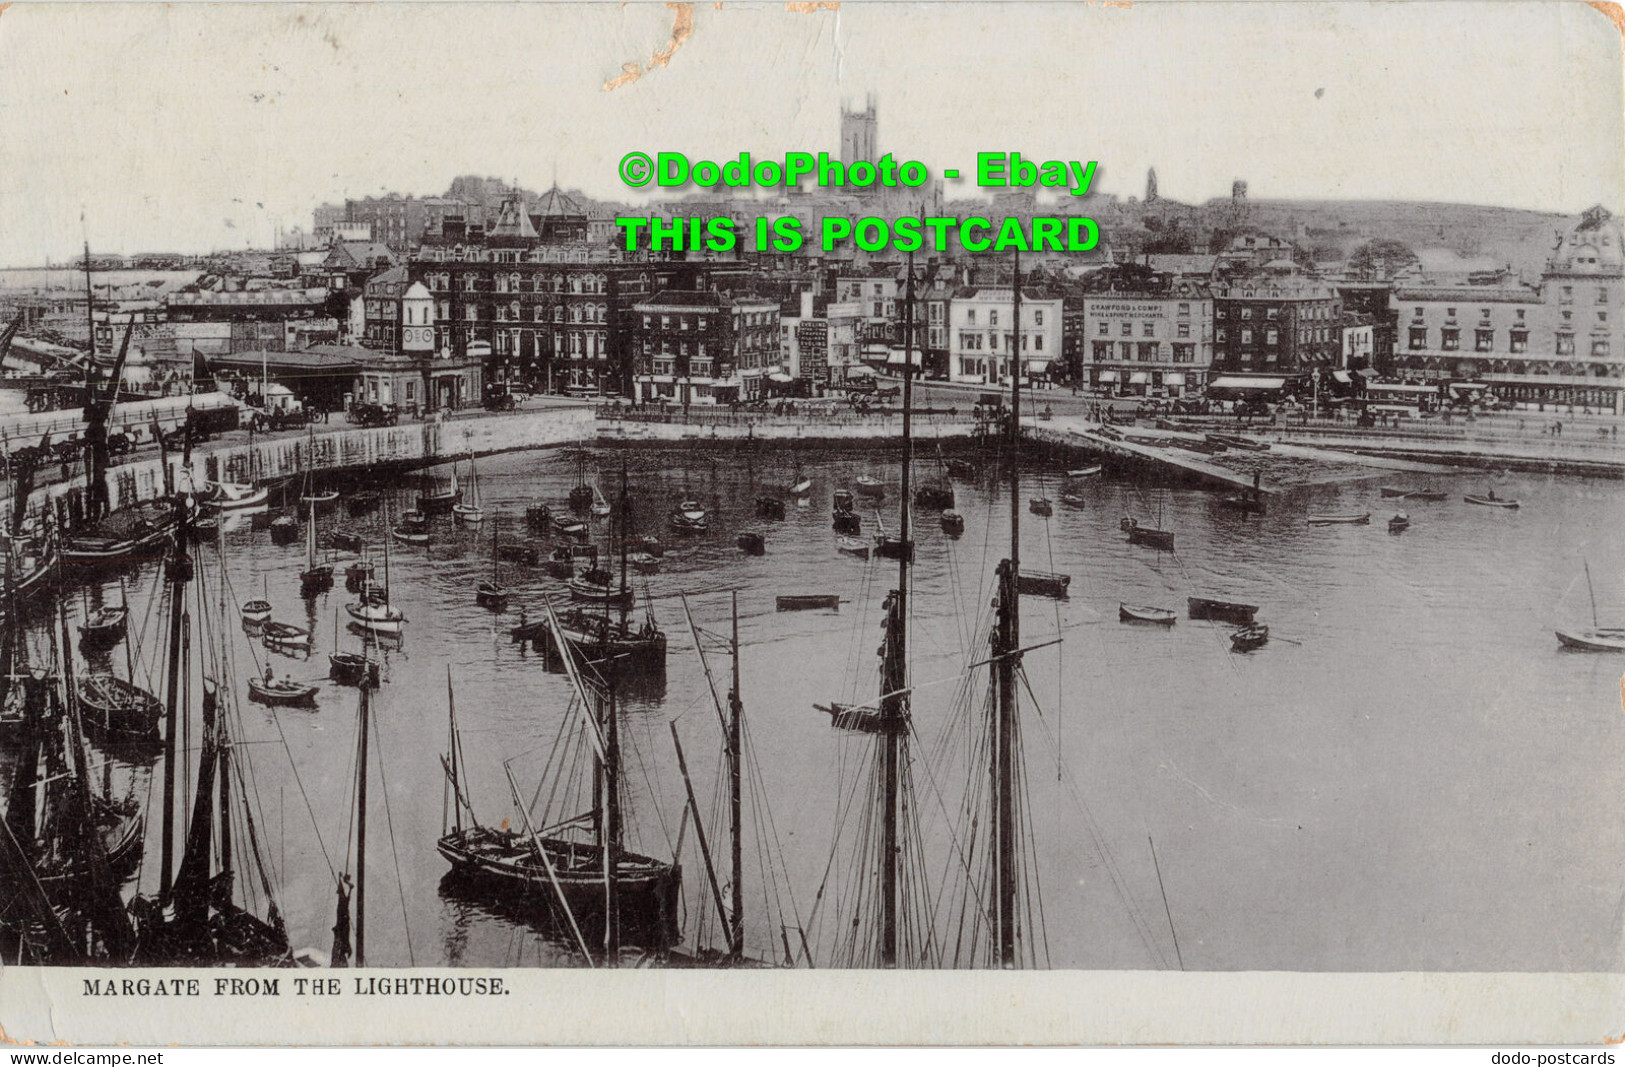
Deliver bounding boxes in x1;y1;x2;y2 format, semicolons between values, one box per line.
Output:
27;443;1625;971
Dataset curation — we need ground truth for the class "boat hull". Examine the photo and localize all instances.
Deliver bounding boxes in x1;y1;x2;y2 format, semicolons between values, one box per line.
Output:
77;673;162;741
1120;603;1176;625
1555;628;1625;652
1188;597;1259;624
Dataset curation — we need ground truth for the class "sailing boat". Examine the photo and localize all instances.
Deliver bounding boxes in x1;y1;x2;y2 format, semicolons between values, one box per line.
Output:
419;463;461;515
347;501;406;636
476;516;510;611
568;451;595;513
437;640;682;957
1555;561;1625;651
299;424;338;509
811;249;926;966
547;469;665;675
452;450;485;524
299;497;334;595
127;504;292;965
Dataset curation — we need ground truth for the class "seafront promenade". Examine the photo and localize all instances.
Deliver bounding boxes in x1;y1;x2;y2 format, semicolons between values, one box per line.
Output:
8;394;1624;523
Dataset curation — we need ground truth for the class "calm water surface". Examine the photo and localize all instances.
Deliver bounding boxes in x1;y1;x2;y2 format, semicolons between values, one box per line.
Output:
35;444;1625;970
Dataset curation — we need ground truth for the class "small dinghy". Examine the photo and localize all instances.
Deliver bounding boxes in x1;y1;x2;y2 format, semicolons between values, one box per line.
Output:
1029;498;1053;517
1119;603;1176;625
1060;491;1088;510
628;551;661;574
79;605;129;646
836;536;871;559
854;476;884;499
300;490;340;509
391;525;430;546
1380;487;1411;499
1066;465;1103;479
331;529;365;553
475;580;510;612
261;621;312;653
1388;512;1411;533
777;594;839;612
737;532;766;556
1465;493;1520;509
1555;628;1625;652
497;544;539;566
1230;624;1270;653
1307;512;1371;526
1017;570;1071;599
344;560;374;590
329;651;380;688
269;515;300;546
755;497;787;520
240;599;273;628
1188;597;1259;624
248;673;319;708
940;510;965;536
205;481;270;512
1406;489;1448;502
1123;517;1175;551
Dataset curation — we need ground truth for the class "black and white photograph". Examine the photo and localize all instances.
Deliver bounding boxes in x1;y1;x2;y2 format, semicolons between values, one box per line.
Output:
0;0;1620;1047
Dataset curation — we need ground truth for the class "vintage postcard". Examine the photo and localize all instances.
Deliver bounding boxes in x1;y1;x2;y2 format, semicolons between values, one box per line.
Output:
0;0;1621;1047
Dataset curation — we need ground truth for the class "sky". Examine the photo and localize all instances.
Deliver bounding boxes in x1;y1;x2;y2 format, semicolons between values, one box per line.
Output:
0;1;1619;265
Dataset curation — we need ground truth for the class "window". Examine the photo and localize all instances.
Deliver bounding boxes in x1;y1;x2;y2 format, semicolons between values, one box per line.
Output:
1600;288;1610;304
1441;328;1460;351
1092;341;1112;362
990;310;999;327
1097;322;1109;336
1172;344;1193;363
1241;308;1253;320
1120;322;1132;337
698;317;709;331
1479;308;1491;321
1266;329;1278;346
1600;311;1609;324
1556;334;1575;355
1178;303;1190;317
1137;342;1157;362
1034;335;1044;352
405;381;415;401
1510;329;1529;353
1216;308;1227;320
1409;327;1428;350
1414;307;1424;318
1177;323;1190;339
1139;322;1152;338
1593;339;1611;357
1240;328;1253;345
1266;308;1278;321
1034;310;1044;326
1216;328;1227;343
1475;329;1494;352
1561;287;1573;304
1119;342;1135;361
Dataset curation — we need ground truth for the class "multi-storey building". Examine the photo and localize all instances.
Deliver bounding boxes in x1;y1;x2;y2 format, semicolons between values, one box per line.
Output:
1078;282;1214;396
1389;206;1625;411
1210;273;1343;378
631;290;782;405
947;286;1064;385
345;195;425;251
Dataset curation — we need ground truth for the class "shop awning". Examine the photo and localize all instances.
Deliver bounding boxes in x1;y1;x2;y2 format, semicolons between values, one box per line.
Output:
1024;360;1049;373
1128;372;1150;385
1331;370;1353;384
1208;375;1288;392
767;372;794;383
1097;370;1119;382
1163;373;1186;386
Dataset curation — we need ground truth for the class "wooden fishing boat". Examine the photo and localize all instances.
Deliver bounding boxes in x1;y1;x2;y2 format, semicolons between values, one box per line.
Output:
1119;603;1176;625
637;536;664;559
525;503;553;532
1307;512;1371;526
346;599;405;635
63;499;179;566
345;492;380;517
940;510;965;536
543;545;579;579
1066;465;1103;478
1406;489;1448;502
475;580;510;611
914;484;955;510
1029;497;1053;516
77;673;162;741
755;497;786;520
269;515;300;546
498;544;540;566
203;481;269;511
391;525;429;546
78;604;128;646
874;535;914;563
628;552;660;574
328;650;380;688
567;567;633;607
945;458;978;479
300;490;339;508
261;621;311;653
1017;569;1070;599
1465;494;1520;508
668;503;709;536
1122;517;1175;551
1555;628;1625;652
777;594;840;612
299;500;334;594
240;599;272;627
1380;486;1411;498
1230;624;1270;652
193;515;220;538
1218;494;1267;514
737;532;766;556
331;529;365;553
836;536;871;559
854;475;885;499
247;673;318;707
1188;597;1259;623
1388;512;1411;533
344;559;374;590
538;600;666;674
1060;491;1088;509
554;518;588;540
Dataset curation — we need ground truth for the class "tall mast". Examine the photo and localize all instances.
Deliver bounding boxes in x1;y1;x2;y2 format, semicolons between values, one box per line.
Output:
603;676;621;963
993;249;1023;967
618;466;630;625
159;521;191;899
727;591;743;960
876;251;918;967
355;681;370;966
82;242;95;369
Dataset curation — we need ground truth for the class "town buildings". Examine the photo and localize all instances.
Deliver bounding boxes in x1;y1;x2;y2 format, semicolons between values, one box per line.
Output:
1210;273;1344;378
948;286;1064;385
1389;206;1625;411
1077;280;1215;396
630;288;782;405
